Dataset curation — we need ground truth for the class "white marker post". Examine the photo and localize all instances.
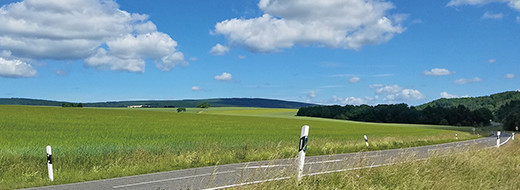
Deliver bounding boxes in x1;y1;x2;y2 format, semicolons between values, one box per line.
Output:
513;133;515;140
297;125;309;181
46;145;54;181
364;135;369;149
455;134;458;140
496;131;501;147
516;126;519;132
472;127;476;135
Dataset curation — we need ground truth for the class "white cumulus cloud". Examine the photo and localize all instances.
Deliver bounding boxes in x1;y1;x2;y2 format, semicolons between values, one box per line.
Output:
505;73;515;79
349;77;361;83
0;57;36;78
332;96;370;105
440;92;459;99
210;43;230;55
214;0;405;52
375;85;403;94
482;11;504;19
454;77;483;84
423;68;455;76
0;0;185;74
372;84;425;102
448;0;520;11
191;86;201;91
215;72;232;81
489;59;496;63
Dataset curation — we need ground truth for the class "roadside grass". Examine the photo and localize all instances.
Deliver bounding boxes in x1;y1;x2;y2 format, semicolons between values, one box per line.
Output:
0;105;478;189
241;136;520;190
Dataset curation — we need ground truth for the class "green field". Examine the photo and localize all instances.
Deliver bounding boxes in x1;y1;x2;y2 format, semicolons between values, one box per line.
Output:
0;105;479;189
244;136;520;190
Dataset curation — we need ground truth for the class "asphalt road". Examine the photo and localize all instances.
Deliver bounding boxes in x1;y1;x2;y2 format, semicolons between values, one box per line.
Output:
23;133;512;190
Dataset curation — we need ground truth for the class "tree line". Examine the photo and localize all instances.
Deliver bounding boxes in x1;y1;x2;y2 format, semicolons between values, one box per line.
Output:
496;100;520;130
297;104;493;127
62;103;83;107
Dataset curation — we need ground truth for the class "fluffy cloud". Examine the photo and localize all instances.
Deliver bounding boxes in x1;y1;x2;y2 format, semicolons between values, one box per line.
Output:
447;0;520;11
423;68;455;76
214;72;233;81
209;43;230;55
85;32;185;72
454;77;483;84
482;11;504;19
0;57;36;78
372;84;425;102
332;96;370;105
0;0;185;74
489;59;496;63
214;0;405;52
505;73;515;79
191;86;201;91
349;77;361;83
440;92;459;99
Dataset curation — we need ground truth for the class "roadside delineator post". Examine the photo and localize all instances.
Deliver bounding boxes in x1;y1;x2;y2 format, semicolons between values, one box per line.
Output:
46;145;54;181
496;131;501;147
516;126;518;132
297;125;309;181
364;135;369;149
455;134;458;140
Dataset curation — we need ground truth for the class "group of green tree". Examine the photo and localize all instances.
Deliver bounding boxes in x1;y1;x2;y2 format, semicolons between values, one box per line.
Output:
496;100;520;130
297;104;493;127
176;102;211;113
61;103;83;107
417;91;520;113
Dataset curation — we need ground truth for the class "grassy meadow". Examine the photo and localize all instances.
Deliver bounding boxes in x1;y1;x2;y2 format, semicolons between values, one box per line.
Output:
244;135;520;190
0;105;480;189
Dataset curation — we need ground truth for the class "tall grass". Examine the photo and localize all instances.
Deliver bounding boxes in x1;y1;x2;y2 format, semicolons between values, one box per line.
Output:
0;105;478;189
242;136;520;189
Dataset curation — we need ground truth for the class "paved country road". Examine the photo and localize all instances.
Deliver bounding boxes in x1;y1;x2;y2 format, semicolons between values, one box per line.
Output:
23;133;512;190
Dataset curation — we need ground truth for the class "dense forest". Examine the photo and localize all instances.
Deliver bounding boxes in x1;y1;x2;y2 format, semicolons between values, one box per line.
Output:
298;91;520;127
496;100;520;130
297;104;493;127
417;91;520;113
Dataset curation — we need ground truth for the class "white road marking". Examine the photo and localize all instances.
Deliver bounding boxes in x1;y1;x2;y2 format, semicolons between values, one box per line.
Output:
499;136;512;146
304;163;395;176
205;161;411;190
306;159;344;165
112;170;235;189
202;176;291;190
240;164;290;169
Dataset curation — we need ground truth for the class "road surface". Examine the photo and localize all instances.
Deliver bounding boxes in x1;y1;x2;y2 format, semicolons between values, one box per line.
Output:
24;133;512;190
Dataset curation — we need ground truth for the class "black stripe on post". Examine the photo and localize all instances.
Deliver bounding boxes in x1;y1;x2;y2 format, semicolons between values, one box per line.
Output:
47;153;52;164
298;136;308;152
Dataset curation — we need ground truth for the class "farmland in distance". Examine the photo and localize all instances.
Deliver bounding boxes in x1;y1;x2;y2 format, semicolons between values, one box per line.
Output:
0;105;477;189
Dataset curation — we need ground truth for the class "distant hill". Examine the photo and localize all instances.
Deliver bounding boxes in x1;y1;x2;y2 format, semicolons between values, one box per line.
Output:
0;98;317;109
0;98;69;107
417;91;520;113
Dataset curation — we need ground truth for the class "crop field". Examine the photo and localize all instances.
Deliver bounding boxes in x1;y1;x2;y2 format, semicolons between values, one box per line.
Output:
0;105;478;189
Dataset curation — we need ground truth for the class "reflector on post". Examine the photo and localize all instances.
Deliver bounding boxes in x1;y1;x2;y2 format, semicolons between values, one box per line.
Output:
297;125;309;181
46;145;54;181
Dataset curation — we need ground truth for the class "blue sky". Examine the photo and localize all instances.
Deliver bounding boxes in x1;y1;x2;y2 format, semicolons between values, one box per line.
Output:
0;0;518;105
